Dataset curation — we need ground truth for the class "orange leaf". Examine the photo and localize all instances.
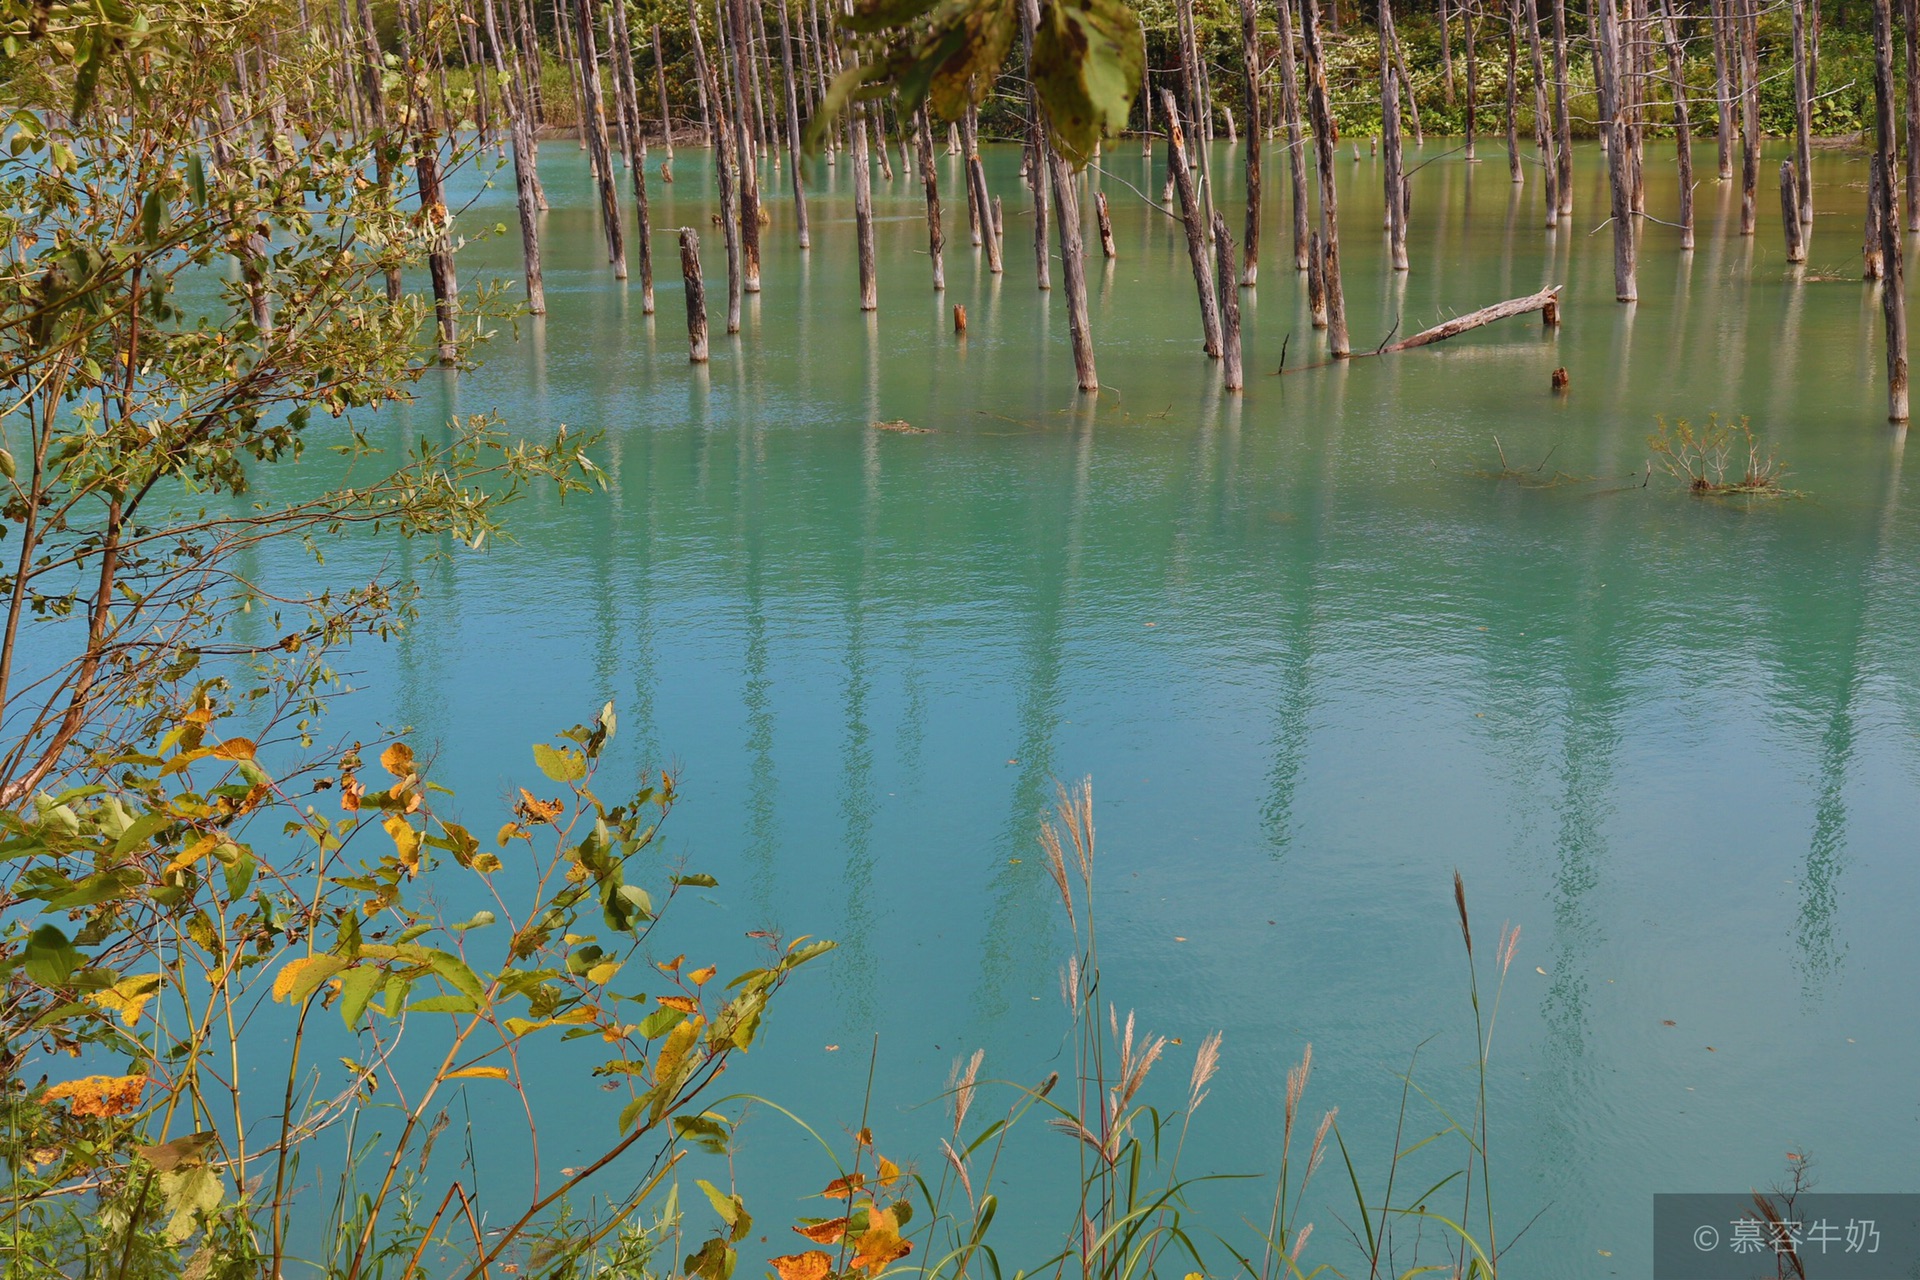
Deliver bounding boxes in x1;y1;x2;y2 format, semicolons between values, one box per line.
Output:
770;1252;833;1280
821;1173;866;1200
793;1218;849;1245
380;742;416;778
209;738;256;761
688;965;718;986
43;1074;148;1119
851;1207;912;1275
517;789;564;823
446;1066;511;1081
656;995;700;1014
856;1127;873;1148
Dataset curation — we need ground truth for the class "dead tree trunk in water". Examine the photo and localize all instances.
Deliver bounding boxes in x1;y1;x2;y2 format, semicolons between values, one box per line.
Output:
680;229;709;361
1552;0;1572;213
1382;51;1409;270
1096;191;1117;257
914;106;945;289
1599;0;1636;299
401;0;459;361
775;0;810;248
853;108;878;310
1021;4;1051;290
1307;229;1327;326
1865;151;1886;279
1301;0;1348;354
1656;0;1694;249
1238;0;1263;284
1872;0;1909;419
698;40;742;332
1164;90;1224;357
1738;0;1759;233
725;0;761;291
1791;0;1813;224
1274;0;1310;270
1463;0;1478;160
1523;0;1557;221
1780;163;1806;260
1503;0;1521;182
480;0;544;313
963;103;1002;272
575;0;628;278
1707;0;1732;179
1905;0;1918;230
1049;146;1099;390
653;24;675;157
1212;213;1244;389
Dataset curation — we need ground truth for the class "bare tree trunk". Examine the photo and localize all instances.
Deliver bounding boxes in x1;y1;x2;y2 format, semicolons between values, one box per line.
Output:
1709;0;1733;178
680;228;709;361
1904;0;1918;229
1792;0;1814;224
1464;0;1478;160
964;102;1002;271
1387;18;1422;144
1307;228;1327;326
1866;148;1886;279
1050;148;1099;390
1096;190;1117;257
1274;0;1310;270
1739;0;1759;233
1523;0;1557;221
481;0;546;312
854;109;878;310
1238;0;1263;284
1656;0;1694;249
697;33;742;331
1441;0;1456;102
725;0;761;291
1382;9;1409;270
915;106;945;289
1780;162;1806;260
1503;0;1521;182
688;0;715;145
1021;4;1051;290
775;0;810;248
1552;0;1572;212
1600;0;1637;299
1212;213;1244;388
653;24;675;156
402;0;460;360
576;0;628;277
1300;0;1348;353
1164;89;1224;357
1873;0;1909;418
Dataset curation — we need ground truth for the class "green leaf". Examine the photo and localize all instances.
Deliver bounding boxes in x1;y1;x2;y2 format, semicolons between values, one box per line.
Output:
428;949;487;1004
281;953;347;1004
338;966;381;1028
533;743;587;782
185;151;206;207
408;993;477;1014
141;189;165;246
671;873;719;889
24;925;81;986
156;1166;223;1245
639;1006;687;1039
696;1178;740;1227
1032;0;1145;165
111;810;171;855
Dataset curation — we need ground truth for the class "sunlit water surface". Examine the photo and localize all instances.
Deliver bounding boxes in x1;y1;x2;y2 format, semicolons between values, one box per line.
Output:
237;135;1920;1277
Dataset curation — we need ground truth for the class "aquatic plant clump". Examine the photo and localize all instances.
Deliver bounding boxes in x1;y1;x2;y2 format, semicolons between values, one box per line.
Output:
1649;415;1793;497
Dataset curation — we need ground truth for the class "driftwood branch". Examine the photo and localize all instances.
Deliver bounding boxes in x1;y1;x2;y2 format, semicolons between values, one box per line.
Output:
1279;286;1562;374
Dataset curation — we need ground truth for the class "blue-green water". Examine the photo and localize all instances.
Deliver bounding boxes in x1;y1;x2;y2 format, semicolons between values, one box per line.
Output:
274;135;1920;1277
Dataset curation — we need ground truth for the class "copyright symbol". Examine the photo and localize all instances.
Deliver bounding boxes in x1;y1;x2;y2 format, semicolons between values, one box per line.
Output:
1693;1225;1721;1251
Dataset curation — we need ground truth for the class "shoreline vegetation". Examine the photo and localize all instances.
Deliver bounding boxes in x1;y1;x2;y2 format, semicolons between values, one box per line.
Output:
0;0;1898;1271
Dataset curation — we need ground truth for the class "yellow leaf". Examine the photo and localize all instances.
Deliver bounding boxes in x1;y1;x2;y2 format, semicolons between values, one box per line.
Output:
821;1173;865;1199
687;965;718;986
44;1074;148;1118
770;1252;833;1280
851;1205;912;1275
384;814;422;875
209;738;256;761
587;960;622;984
876;1155;901;1187
89;974;162;1027
380;742;415;778
516;789;564;823
657;994;699;1013
273;955;326;1002
166;833;218;873
446;1066;511;1081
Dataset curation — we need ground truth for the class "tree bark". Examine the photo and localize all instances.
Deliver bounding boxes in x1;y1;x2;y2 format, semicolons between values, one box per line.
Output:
1239;0;1263;284
1382;53;1408;270
653;24;675;156
1792;0;1814;224
1096;190;1117;258
1552;0;1572;212
1599;0;1636;300
1523;0;1557;221
1709;0;1733;178
1300;0;1348;354
1273;0;1310;270
1739;0;1759;234
575;0;628;277
1164;89;1224;357
775;0;810;248
1213;212;1244;389
1904;0;1918;229
1780;162;1806;261
680;228;709;361
481;0;545;312
854;109;878;310
1872;0;1909;418
1656;0;1694;250
915;106;945;289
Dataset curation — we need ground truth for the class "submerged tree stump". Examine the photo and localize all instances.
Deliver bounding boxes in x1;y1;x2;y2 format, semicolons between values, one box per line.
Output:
1781;162;1806;263
1212;213;1244;389
679;228;708;362
1163;91;1223;358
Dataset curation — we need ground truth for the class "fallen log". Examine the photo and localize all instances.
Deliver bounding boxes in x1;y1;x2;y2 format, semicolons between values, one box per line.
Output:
1279;285;1563;374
